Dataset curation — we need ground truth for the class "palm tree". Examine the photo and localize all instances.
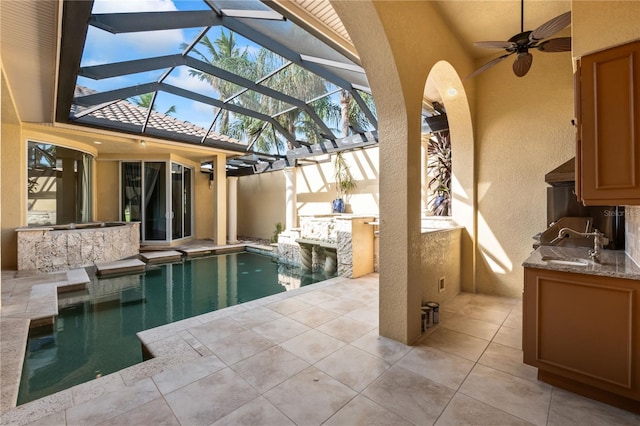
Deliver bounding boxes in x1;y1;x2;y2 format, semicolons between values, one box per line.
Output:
182;30;255;135
132;92;176;115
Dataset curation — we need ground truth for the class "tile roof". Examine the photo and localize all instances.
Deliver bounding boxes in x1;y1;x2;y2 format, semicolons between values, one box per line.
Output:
71;86;246;151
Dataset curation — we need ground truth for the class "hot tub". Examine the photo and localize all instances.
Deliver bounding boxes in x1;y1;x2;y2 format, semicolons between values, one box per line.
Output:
16;222;140;272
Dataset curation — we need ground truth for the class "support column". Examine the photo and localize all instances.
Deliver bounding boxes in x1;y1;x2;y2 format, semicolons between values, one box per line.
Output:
284;167;297;231
227;176;239;244
213;154;227;245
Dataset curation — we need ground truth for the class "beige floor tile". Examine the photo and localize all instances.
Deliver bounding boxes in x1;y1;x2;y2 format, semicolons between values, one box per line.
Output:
547;388;640;426
251;316;310;344
152;355;226;395
493;325;523;350
230;307;284;329
97;397;180;426
70;372;126;405
458;304;510;325
351;330;412;364
398;345;474;390
66;378;159;426
292;290;337;306
186;317;247;345
338;288;379;305
164;368;259;425
324;394;413;426
344;305;379;326
22;409;66;426
439;293;473;313
211;396;295;426
264;366;357;425
441;315;500;341
478;342;537;382
424;328;490;361
231;346;309;393
317;297;364;315
266;298;312;316
363;365;455;425
117;355;193;387
0;389;72;426
468;294;519;312
316;316;376;343
315;345;390;392
460;364;552;426
279;329;345;364
435;393;534;425
288;305;341;328
206;329;273;365
503;309;523;329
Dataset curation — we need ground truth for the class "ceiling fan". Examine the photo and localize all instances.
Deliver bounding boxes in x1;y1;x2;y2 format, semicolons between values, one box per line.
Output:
467;0;572;78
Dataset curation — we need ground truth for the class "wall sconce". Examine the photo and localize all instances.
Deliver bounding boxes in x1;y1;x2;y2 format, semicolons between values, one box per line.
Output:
139;140;146;147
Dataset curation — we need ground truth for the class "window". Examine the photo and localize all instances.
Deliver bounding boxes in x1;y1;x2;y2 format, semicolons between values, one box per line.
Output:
27;142;93;226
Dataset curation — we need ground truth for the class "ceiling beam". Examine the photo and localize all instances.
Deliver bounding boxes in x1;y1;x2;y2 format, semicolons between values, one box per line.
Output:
56;0;94;123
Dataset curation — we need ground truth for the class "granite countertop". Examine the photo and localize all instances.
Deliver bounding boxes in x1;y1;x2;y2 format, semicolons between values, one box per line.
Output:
523;246;640;281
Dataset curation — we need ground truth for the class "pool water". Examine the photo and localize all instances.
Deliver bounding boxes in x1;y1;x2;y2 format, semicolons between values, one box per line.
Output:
18;252;332;404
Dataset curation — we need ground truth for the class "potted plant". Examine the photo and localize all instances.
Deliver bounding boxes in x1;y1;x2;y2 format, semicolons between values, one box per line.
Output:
332;152;357;213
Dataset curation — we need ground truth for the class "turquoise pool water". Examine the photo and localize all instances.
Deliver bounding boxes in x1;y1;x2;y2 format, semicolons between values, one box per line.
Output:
18;252;331;404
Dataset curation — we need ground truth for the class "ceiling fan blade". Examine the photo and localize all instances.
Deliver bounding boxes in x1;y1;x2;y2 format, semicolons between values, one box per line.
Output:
465;54;512;79
513;52;533;77
473;41;517;50
530;11;571;41
537;37;572;52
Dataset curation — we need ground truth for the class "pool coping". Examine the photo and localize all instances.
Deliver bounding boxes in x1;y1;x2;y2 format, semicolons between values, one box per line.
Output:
0;243;300;416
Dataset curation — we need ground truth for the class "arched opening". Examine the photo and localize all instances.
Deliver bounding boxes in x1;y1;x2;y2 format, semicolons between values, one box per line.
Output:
424;61;476;294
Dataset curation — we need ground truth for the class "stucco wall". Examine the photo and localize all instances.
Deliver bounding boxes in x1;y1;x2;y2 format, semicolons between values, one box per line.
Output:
96;161;120;222
475;53;575;297
236;148;381;241
572;1;640;58
298;148;380;216
1;70;24;269
237;171;286;241
194;170;214;240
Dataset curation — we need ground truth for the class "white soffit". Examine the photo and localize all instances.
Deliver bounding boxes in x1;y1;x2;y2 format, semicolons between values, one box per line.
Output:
0;0;58;123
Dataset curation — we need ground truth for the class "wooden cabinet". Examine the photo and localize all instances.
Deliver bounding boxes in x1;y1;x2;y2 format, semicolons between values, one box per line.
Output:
523;267;640;413
575;40;640;205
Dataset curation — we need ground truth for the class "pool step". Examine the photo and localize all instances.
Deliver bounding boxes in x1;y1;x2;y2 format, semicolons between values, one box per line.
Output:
139;250;183;264
95;259;146;277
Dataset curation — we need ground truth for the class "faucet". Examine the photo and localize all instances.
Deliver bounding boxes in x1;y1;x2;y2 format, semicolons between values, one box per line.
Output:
556;227;607;263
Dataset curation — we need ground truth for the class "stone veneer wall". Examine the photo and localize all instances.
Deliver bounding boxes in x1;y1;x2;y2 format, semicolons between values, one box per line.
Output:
625;206;640;265
17;222;140;272
278;215;375;278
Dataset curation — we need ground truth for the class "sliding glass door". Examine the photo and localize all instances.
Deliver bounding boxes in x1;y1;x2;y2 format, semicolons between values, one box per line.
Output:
171;163;192;240
121;161;192;243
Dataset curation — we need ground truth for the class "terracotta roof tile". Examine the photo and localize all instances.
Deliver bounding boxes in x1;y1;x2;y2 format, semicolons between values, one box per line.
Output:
71;86;244;148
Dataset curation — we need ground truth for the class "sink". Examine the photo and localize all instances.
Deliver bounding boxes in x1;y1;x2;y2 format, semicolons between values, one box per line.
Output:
541;256;589;267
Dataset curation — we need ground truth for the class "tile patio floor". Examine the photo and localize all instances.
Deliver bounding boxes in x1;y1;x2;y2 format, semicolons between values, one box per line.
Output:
1;272;639;425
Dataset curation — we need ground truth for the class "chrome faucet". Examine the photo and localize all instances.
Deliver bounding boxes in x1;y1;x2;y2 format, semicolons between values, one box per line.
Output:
556;227;606;263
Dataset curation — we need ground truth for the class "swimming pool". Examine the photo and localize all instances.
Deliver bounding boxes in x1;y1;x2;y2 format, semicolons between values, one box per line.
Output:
18;251;332;404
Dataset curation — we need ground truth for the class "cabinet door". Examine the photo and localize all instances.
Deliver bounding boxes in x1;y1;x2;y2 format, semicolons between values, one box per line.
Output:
580;40;640;205
523;268;640;401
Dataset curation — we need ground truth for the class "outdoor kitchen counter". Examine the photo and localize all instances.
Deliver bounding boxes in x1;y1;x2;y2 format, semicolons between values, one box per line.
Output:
523;246;640;281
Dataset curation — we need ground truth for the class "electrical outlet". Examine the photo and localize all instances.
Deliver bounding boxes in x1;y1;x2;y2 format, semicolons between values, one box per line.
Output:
438;277;445;293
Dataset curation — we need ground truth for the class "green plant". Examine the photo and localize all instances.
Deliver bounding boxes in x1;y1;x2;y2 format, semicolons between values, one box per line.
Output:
271;222;283;243
426;130;451;216
333;152;357;199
